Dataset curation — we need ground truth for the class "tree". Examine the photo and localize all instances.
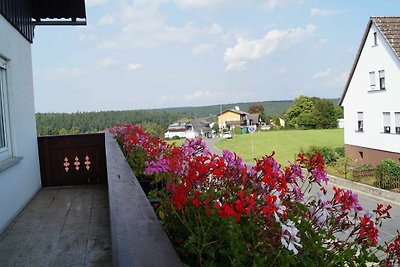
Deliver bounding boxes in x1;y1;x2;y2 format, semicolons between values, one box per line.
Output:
286;96;340;129
248;104;266;122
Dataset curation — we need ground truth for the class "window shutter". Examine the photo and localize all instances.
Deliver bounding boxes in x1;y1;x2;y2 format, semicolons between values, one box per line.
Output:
369;71;375;86
383;112;390;126
395;112;400;126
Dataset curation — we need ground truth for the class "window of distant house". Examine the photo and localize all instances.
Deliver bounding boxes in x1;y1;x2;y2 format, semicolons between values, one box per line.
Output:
369;71;376;90
383;112;391;133
357;112;364;132
379;70;385;90
373;32;377;46
0;57;12;161
395;112;400;134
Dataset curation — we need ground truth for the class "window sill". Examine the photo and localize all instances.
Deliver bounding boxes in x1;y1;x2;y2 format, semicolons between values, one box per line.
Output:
355;130;364;133
367;89;386;93
0;156;23;172
380;132;400;135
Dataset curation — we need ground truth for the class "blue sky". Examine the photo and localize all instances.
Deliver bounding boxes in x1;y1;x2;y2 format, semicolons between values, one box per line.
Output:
32;0;400;113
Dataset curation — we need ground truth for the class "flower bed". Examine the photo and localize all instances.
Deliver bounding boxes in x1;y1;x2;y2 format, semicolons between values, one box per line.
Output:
111;124;400;266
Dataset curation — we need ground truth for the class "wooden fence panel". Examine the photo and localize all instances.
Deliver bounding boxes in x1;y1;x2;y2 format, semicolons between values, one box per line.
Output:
38;133;107;187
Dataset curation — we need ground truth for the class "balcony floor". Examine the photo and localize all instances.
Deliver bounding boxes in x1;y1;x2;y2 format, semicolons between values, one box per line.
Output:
0;185;112;267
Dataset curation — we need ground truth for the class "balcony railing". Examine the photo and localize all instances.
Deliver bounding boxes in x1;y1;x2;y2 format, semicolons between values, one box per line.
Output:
37;133;182;266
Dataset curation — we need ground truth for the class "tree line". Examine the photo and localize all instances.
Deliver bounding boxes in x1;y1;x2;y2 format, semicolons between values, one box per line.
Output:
36;110;188;137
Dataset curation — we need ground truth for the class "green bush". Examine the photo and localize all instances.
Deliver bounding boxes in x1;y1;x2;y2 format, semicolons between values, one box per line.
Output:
377;159;400;177
233;127;242;135
306;146;336;164
376;160;400;189
334;146;345;158
305;146;345;165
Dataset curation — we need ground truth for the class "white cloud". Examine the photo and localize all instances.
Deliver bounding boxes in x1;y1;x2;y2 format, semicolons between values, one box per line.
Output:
98;14;115;26
127;63;143;70
224;24;316;71
310;7;342;17
192;43;215;57
86;0;108;7
98;58;119;68
312;68;331;79
328;71;349;86
225;61;248;72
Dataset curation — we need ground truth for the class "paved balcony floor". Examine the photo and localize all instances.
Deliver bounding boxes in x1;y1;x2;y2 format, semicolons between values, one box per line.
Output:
0;185;112;267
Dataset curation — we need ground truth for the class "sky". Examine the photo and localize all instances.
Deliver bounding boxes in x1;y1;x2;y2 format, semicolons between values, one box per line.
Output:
31;0;400;113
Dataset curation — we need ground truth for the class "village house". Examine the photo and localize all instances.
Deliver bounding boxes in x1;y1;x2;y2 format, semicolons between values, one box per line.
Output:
217;107;260;130
339;17;400;166
164;119;212;139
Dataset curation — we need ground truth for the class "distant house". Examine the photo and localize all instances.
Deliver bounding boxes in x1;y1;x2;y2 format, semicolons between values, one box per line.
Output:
218;108;259;129
0;1;86;232
165;119;212;139
339;17;400;166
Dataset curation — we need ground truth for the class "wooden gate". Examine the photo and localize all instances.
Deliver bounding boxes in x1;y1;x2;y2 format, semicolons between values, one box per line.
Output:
38;133;107;187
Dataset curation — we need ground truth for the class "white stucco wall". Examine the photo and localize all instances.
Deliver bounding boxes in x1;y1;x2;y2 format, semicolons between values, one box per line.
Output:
342;22;400;154
0;15;41;233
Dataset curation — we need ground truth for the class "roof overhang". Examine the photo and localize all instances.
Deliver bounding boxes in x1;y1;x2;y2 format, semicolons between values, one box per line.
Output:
32;0;86;26
338;19;373;106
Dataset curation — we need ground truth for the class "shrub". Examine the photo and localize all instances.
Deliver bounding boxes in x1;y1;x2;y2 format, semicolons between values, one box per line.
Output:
377;160;400;177
376;160;400;190
306;146;336;164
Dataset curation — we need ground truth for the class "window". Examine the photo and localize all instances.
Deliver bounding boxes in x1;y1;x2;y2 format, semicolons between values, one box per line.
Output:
383;112;391;133
357;112;363;132
373;32;377;46
0;57;12;161
395;112;400;134
369;71;376;90
379;70;385;90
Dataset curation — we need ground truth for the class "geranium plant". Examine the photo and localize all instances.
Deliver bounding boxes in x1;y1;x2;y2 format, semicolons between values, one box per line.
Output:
111;125;400;266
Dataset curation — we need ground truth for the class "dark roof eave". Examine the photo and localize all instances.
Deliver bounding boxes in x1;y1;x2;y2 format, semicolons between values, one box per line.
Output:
339;19;373;106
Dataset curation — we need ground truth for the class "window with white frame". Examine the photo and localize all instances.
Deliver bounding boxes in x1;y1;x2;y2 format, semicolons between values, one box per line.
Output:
379;70;385;90
357;112;363;132
369;71;376;90
395;112;400;134
0;57;12;161
383;112;391;133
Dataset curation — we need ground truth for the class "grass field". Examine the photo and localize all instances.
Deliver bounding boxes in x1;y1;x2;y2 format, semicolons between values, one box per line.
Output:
215;129;344;164
166;138;185;146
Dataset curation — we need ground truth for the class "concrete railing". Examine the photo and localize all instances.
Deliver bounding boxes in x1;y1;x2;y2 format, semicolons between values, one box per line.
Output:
105;133;182;267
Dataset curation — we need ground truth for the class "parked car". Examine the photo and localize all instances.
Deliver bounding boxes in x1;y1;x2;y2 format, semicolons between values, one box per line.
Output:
222;132;233;139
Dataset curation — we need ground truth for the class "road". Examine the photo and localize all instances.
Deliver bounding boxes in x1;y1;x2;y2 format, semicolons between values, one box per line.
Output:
203;137;400;244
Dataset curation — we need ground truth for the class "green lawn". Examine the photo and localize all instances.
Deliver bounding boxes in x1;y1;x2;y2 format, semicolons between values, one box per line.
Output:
166;138;185;146
215;129;344;164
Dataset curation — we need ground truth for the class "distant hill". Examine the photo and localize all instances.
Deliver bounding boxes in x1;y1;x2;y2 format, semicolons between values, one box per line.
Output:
147;98;339;119
145;100;294;119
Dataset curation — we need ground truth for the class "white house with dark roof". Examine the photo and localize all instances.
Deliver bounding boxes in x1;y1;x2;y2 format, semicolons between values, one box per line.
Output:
0;0;86;233
339;17;400;166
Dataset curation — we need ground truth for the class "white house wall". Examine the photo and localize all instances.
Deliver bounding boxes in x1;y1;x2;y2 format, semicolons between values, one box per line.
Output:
342;23;400;154
0;15;41;233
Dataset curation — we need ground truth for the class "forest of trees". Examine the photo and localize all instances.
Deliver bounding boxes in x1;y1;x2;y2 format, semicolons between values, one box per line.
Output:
36;110;186;137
